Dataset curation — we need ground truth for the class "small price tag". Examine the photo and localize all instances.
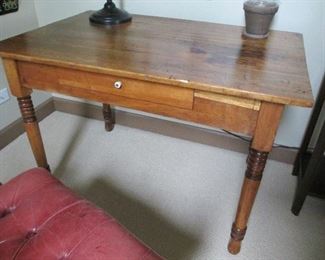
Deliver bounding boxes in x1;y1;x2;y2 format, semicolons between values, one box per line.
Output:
0;0;19;15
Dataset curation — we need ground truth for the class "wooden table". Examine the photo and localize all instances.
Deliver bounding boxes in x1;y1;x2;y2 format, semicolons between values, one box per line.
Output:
0;12;313;254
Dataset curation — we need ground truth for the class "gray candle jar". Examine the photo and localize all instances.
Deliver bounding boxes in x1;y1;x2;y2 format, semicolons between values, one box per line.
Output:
244;0;279;39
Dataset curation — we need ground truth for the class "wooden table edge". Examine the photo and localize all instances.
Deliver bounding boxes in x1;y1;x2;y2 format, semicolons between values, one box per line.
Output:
0;54;314;108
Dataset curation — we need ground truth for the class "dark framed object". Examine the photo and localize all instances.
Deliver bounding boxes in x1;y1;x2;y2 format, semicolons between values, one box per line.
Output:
291;75;325;215
0;0;19;15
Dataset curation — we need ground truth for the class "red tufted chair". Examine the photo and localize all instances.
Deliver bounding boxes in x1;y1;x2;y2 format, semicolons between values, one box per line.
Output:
0;168;163;259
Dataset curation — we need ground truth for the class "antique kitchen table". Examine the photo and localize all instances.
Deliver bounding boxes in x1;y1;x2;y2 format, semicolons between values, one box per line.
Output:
0;12;313;254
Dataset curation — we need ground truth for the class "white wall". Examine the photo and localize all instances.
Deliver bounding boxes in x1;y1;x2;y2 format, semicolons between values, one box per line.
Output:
33;0;325;147
0;0;51;130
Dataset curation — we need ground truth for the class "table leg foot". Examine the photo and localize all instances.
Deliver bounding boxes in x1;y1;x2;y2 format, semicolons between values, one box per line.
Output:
227;148;268;254
228;239;241;255
228;223;247;254
103;104;115;132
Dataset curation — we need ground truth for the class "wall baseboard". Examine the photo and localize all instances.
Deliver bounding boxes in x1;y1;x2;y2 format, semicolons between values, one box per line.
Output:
0;96;297;164
0;98;55;150
53;97;297;164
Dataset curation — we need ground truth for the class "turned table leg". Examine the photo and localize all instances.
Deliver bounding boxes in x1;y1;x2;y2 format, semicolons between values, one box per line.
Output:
228;102;284;254
102;104;115;132
17;96;50;171
228;148;268;254
2;59;50;171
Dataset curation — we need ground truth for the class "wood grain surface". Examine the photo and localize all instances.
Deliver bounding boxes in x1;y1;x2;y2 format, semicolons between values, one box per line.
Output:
0;11;313;107
228;102;284;254
18;65;258;135
18;61;194;110
2;59;31;97
195;91;261;110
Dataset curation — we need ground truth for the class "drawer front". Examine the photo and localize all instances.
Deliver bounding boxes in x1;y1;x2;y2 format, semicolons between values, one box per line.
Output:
193;91;259;135
18;62;194;110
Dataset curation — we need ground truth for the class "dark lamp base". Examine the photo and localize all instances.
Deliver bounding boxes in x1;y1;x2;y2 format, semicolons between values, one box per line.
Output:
89;1;132;25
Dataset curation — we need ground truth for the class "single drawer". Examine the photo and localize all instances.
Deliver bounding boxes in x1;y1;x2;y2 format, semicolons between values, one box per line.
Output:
18;62;194;110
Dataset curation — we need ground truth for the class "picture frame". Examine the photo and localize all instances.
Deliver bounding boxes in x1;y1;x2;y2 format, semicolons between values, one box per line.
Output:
0;0;19;16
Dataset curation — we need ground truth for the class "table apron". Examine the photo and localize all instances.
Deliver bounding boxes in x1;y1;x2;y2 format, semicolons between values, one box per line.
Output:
18;61;259;136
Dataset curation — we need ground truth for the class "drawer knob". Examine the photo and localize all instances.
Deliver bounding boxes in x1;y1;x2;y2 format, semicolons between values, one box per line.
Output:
114;81;123;89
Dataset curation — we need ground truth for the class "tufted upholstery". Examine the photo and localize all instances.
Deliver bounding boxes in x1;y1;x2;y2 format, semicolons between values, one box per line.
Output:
0;168;162;259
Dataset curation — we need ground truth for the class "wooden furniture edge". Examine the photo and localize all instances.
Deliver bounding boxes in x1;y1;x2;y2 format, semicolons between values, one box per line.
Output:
18;61;195;111
17;61;258;136
2;58;31;97
0;57;314;108
195;91;261;111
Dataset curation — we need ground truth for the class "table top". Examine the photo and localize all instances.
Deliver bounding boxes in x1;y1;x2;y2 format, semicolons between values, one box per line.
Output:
0;11;313;107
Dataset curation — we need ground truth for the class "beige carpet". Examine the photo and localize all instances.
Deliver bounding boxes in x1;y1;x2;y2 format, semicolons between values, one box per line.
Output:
1;111;324;260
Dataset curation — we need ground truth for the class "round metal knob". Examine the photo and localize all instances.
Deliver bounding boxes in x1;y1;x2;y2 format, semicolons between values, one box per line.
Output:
114;81;123;89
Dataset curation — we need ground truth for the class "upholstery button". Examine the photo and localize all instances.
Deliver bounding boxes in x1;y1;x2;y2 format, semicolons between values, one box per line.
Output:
0;206;16;218
25;228;37;239
0;210;6;218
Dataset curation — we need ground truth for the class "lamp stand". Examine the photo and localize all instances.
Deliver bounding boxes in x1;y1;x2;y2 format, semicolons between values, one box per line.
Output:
89;0;132;25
